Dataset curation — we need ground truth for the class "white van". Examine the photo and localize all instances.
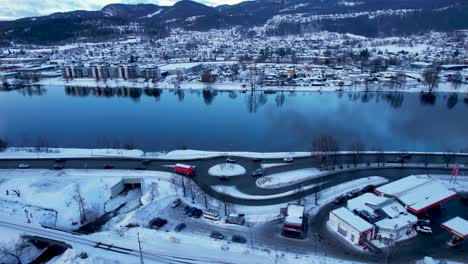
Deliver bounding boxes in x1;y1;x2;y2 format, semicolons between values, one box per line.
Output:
203;209;221;221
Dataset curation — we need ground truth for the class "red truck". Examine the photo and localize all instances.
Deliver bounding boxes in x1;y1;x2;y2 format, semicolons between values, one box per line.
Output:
174;163;196;176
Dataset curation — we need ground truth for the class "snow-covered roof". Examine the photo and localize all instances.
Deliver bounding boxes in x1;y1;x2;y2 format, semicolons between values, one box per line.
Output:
375;213;417;231
175;163;193;169
441;217;468;238
375;176;457;213
287;204;304;218
347;193;389;216
331;207;373;232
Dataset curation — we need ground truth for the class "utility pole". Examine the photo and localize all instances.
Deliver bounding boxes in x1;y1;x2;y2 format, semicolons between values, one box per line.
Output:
137;232;144;264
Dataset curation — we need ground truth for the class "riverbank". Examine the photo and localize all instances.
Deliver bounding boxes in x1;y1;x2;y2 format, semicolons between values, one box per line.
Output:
36;77;468;94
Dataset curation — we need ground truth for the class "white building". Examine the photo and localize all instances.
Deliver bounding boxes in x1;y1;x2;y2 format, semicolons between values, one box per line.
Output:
328;207;374;246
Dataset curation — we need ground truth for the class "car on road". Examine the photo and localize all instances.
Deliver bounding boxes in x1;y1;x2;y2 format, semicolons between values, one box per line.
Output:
174;223;186;232
193;209;203;218
210;231;224;240
53;165;64;170
103;164;114;169
135;166;147;170
55;158;66;163
18;164;30;169
251;168;263;177
149;217;167;228
142;159;152;164
387;158;406;164
415;225;432;234
334;195;347;205
231;235;247;244
283;157;294;163
226;157;236;163
171;198;181;208
252;158;262;162
400;154;412;160
219;176;231;181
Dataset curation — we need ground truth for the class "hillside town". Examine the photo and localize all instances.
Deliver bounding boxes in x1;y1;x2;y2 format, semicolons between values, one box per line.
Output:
1;29;467;94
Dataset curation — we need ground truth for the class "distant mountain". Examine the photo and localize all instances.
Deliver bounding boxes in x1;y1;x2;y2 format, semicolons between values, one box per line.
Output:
0;0;466;45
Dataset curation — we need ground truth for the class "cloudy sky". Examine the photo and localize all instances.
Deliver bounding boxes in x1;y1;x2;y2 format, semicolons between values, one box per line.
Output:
0;0;245;20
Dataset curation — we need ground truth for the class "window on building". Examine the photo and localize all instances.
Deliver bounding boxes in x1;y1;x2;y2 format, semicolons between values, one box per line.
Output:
337;224;348;237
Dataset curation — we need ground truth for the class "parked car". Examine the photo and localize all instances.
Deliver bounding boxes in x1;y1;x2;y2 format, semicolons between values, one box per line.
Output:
18;164;30;169
187;207;197;217
415;225;432;234
210;231;224;240
149;217;167;228
53;165;64;170
55;158;66;163
174;223;186;232
251;168;264;177
362;185;376;193
193;209;203;218
334;195;347;205
171;198;181;208
142;159;152;164
283;157;294;163
219;176;231;181
103;164;114;169
183;206;192;214
203;209;221;221
226;157;236;163
417;219;430;226
231;235;247;244
135;166;147;170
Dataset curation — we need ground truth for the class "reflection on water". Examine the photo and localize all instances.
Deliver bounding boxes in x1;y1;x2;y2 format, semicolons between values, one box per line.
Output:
0;86;467;152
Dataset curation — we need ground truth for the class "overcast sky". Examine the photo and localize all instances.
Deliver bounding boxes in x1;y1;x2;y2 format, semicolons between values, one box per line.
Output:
0;0;245;20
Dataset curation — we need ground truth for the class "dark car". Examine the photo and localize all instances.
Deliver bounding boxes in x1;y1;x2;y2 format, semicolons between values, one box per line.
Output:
219;176;231;181
210;231;224;240
362;185;376;193
400;154;412;160
150;217;167;228
174;223;186;232
53;165;64;170
334;195;347;205
460;194;468;205
184;206;192;214
231;235;247;244
135;166;147;170
187;207;197;217
103;164;114;169
193;209;203;218
251;168;264;177
142;159;152;164
55;158;66;163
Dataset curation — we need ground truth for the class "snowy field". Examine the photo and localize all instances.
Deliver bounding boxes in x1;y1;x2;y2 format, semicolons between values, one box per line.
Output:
260;163;291;169
0;169;177;228
256;168;322;189
208;163;246;177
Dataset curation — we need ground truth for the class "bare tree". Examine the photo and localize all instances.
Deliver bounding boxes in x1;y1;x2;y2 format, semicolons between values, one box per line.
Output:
223;201;232;216
422;68;440;91
371;147;384;167
312;135;339;170
350;139;365;168
35;136;49;152
0;138;8;151
395;72;406;89
188;181;197;204
0;238;32;264
73;184;87;224
148;182;159;201
443;151;456;167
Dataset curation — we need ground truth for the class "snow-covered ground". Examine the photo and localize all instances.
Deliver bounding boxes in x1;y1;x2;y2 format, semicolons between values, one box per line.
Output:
208;163;246;177
256;168;322;189
212;183;325;200
153;149;311;160
260;163;291;169
0;169;177;228
0;147;144;159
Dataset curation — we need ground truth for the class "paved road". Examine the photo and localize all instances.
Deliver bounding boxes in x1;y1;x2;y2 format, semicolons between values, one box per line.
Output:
1;152;466;206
